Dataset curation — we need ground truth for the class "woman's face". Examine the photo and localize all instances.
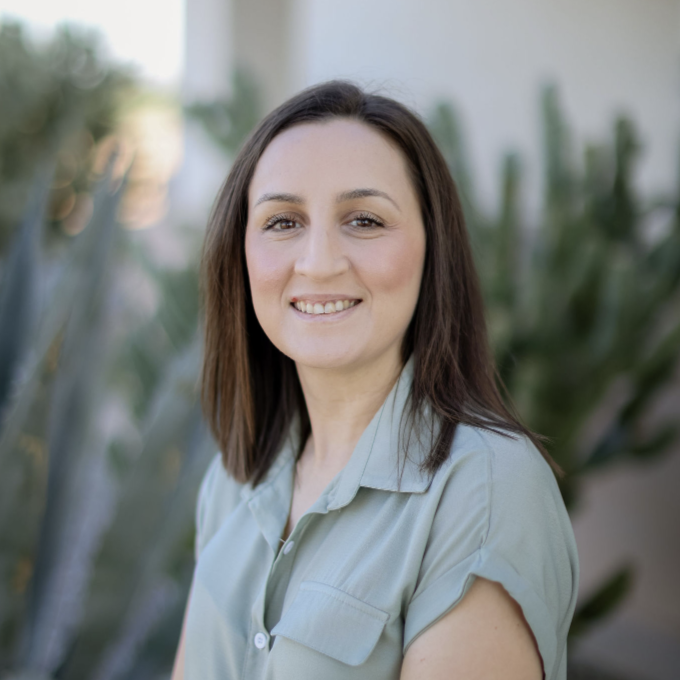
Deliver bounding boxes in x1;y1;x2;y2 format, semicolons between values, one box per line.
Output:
245;118;426;372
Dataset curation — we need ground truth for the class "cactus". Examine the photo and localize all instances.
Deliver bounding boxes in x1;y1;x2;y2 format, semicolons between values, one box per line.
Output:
0;158;214;679
427;85;680;640
0;26;257;675
185;66;263;157
16;159;125;674
0;19;254;679
0;165;52;427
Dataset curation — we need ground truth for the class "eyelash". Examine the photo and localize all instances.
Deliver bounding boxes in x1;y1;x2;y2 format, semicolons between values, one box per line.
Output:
264;213;298;230
263;211;385;230
352;212;385;229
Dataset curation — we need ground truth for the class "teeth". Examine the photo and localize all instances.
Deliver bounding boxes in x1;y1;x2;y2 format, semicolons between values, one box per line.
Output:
293;299;358;314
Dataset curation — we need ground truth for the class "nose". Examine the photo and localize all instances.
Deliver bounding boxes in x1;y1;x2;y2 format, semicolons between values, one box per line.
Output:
294;223;349;280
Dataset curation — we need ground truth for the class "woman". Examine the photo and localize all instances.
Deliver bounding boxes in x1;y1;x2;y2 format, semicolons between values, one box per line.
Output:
172;80;579;680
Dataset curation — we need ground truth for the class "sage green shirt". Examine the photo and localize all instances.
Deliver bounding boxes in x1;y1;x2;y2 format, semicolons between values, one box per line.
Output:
185;360;579;679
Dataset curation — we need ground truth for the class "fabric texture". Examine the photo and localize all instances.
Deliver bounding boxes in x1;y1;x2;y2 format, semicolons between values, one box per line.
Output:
184;358;579;679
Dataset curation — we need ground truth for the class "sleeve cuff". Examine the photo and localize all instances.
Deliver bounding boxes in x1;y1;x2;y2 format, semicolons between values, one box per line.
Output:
403;547;556;677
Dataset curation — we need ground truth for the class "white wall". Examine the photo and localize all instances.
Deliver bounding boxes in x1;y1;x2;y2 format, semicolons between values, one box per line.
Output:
233;0;296;112
294;0;680;217
181;0;680;217
169;0;236;227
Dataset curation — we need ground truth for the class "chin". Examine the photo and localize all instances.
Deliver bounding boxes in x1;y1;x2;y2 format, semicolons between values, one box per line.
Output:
281;342;364;371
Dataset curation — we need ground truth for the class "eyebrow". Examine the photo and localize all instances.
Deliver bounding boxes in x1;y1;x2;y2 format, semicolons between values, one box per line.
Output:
254;188;401;211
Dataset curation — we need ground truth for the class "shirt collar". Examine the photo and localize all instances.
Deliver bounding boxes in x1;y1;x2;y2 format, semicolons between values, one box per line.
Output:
328;355;434;510
240;355;434;507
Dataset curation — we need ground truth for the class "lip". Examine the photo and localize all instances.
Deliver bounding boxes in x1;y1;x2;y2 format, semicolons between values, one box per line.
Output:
290;294;362;304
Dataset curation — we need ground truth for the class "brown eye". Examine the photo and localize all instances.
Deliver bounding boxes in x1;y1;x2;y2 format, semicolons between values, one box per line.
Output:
265;214;299;230
350;212;384;229
275;219;296;230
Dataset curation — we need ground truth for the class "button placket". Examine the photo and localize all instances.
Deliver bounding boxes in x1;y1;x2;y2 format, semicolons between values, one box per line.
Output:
265;493;336;634
264;512;320;633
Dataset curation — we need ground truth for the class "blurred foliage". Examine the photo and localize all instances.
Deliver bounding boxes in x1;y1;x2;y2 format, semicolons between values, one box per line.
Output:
0;155;216;678
428;86;680;641
0;18;260;680
0;19;134;256
567;661;633;680
567;566;634;639
185;67;263;157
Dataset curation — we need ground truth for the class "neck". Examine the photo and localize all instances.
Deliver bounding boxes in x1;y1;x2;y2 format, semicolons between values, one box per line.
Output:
296;349;404;472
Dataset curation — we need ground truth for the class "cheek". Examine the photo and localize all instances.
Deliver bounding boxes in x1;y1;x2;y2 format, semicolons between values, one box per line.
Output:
359;233;425;303
245;235;291;300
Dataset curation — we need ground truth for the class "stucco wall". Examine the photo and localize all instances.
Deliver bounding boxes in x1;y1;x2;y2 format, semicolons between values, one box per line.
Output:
295;0;680;217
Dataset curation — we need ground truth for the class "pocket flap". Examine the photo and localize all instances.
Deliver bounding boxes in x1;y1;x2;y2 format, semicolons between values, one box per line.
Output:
271;581;390;666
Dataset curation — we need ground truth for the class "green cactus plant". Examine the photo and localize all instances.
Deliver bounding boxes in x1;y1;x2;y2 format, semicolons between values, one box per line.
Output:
0;157;121;668
0;160;215;679
0;164;52;426
185;66;263;158
22;162;126;674
427;85;680;642
0;25;259;678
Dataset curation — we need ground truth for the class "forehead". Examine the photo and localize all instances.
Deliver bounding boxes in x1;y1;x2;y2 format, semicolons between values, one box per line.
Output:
248;119;416;205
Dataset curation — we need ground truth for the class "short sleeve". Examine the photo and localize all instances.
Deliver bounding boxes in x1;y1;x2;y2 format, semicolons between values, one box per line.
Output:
194;452;243;561
403;429;579;680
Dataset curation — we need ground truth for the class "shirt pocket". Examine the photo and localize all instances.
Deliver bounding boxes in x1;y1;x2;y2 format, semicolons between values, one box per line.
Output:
270;580;390;666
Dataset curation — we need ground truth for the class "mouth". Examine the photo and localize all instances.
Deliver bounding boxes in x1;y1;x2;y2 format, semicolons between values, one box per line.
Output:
290;298;361;316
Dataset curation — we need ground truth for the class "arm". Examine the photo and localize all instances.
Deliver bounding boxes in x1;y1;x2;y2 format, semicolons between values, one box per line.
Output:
400;577;543;680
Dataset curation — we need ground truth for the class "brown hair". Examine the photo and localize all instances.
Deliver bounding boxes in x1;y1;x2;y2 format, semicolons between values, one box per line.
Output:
199;80;559;487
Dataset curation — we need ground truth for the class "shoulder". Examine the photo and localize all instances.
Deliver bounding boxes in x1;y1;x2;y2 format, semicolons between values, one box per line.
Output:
425;423;579;606
429;424;563;518
406;424;579;675
415;424;569;562
446;423;554;477
427;424;575;558
194;452;244;560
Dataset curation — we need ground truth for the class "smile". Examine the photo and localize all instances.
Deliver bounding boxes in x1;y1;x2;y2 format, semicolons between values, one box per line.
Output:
291;299;360;315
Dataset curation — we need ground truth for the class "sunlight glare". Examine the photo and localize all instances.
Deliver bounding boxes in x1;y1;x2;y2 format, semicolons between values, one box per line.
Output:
0;0;185;85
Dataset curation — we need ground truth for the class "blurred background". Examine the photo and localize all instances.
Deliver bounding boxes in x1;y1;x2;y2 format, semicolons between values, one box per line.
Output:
0;1;678;679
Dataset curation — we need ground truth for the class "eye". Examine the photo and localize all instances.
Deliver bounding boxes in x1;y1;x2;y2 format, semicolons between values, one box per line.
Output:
264;213;300;231
349;212;385;229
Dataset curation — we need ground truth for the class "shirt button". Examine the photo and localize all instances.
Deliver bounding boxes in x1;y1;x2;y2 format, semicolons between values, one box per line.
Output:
254;632;268;649
283;540;294;555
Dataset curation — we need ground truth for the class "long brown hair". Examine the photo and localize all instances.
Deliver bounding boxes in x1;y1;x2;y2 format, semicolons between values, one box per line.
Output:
199;80;559;487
